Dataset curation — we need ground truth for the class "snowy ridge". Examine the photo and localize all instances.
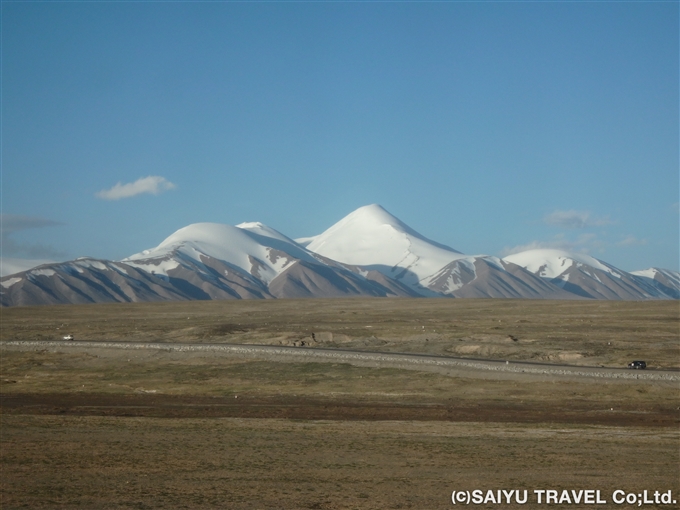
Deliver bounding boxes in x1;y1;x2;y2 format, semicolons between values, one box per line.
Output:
2;205;678;305
631;267;680;285
422;257;477;293
503;249;620;279
125;222;316;285
502;249;677;300
630;267;680;299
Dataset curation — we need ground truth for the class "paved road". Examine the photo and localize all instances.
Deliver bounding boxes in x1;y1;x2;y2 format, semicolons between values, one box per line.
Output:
3;339;678;381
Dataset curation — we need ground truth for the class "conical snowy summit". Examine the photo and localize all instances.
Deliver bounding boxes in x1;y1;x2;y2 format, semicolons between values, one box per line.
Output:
300;204;464;287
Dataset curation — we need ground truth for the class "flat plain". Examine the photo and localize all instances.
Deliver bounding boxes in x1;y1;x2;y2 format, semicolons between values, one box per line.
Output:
1;298;678;509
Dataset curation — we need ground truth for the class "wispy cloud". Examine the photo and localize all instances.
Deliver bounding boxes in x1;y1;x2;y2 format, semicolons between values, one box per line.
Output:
96;176;176;201
500;240;568;257
0;214;66;258
617;235;648;247
500;233;602;257
543;210;613;229
1;214;62;235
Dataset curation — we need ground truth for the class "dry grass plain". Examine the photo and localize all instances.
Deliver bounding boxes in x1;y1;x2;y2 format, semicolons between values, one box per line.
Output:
3;298;679;367
1;298;679;509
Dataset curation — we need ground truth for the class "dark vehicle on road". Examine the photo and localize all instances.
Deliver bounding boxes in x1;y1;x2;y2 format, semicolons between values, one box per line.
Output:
628;360;646;369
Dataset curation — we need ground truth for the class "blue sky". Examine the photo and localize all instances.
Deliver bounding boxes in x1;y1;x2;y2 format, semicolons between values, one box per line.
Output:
2;1;678;272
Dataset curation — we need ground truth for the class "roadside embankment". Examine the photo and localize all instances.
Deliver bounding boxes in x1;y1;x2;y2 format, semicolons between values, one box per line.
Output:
3;340;678;382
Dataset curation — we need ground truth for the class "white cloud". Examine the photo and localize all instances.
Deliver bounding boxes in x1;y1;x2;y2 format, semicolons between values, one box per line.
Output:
96;176;176;201
543;210;612;229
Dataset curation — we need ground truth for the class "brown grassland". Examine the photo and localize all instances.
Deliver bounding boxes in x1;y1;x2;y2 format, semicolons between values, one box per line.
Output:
1;298;678;509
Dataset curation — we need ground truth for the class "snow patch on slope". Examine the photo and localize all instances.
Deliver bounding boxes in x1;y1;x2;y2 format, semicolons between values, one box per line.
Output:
74;259;108;271
438;258;476;292
31;269;56;277
631;268;658;279
1;277;21;288
126;258;181;276
1;258;56;277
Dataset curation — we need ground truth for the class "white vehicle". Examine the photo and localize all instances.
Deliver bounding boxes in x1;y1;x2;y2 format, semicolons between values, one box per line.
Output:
63;334;74;341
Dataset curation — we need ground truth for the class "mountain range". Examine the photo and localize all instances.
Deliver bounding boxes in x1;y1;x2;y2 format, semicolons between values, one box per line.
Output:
2;204;678;306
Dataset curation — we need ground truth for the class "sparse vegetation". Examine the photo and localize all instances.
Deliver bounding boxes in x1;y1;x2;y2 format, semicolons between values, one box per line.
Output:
2;298;678;367
1;299;678;508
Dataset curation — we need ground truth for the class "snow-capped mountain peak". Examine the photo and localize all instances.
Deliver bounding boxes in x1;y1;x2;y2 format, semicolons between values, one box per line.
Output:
631;267;680;299
124;222;316;285
2;205;678;306
305;204;460;251
302;204;463;288
503;249;620;279
501;248;677;300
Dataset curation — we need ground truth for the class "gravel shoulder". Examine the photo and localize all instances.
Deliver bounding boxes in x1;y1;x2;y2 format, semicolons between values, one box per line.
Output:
2;339;678;382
